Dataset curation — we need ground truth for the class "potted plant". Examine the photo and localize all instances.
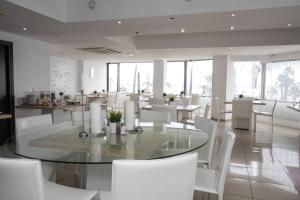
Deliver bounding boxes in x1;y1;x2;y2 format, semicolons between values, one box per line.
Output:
238;94;244;98
169;96;175;103
162;92;167;97
109;111;122;134
180;91;185;97
93;90;97;96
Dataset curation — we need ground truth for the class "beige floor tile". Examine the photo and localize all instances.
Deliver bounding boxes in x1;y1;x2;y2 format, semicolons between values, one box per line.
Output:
228;166;249;180
251;181;300;200
224;178;252;198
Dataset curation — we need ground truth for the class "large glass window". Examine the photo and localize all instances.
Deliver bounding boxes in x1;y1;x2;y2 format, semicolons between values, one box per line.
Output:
186;60;213;96
108;63;118;92
108;62;153;93
166;62;185;94
265;60;300;102
119;63;153;93
233;62;262;98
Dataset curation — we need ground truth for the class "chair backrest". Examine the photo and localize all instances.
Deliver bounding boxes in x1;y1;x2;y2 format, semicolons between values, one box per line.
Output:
0;158;45;200
191;94;201;105
107;93;116;108
71;111;90;123
272;99;277;114
203;103;210;119
215;131;236;196
194;117;217;167
149;98;165;105
16;114;53;136
152;105;177;122
232;99;253;118
111;153;198;200
140;110;171;123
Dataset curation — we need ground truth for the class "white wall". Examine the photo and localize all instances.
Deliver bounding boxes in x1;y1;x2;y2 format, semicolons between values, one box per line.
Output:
211;55;230;119
0;30;50;99
153;60;167;98
50;56;81;95
81;60;107;94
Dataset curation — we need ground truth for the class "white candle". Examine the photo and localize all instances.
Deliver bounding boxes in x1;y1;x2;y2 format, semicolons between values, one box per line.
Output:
90;102;102;134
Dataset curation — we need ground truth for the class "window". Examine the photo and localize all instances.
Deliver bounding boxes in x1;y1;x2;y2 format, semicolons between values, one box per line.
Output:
265;60;300;102
166;62;185;94
108;62;153;93
233;62;262;98
186;60;212;96
108;63;118;92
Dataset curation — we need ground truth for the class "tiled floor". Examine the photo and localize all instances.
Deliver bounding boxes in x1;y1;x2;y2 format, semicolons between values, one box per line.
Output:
207;122;300;200
1;121;299;200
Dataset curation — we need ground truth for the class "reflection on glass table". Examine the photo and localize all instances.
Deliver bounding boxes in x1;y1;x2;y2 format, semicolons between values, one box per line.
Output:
6;121;208;164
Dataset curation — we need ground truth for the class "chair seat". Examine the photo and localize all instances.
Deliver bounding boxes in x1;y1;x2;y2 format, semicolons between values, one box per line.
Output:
99;191;111;200
195;168;218;194
45;181;97;200
252;111;272;116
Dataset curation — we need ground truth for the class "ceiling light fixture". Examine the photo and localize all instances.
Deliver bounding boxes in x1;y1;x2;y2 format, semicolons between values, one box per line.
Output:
180;28;185;33
127;53;134;57
229;26;235;30
117;20;122;24
22;27;28;31
287;23;292;27
230;13;236;17
169;17;175;21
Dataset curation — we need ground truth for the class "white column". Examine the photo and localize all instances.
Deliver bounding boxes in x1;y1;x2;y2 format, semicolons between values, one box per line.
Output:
211;55;231;120
153;59;167;98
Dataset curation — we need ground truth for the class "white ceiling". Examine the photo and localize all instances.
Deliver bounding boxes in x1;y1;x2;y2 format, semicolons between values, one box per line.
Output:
1;1;300;61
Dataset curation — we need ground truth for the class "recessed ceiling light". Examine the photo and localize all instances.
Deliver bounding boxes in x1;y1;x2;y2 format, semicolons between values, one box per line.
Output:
180;28;185;33
127;53;134;57
229;26;235;30
229;47;233;50
22;27;28;31
117;20;122;24
287;23;292;27
230;13;236;17
169;17;175;21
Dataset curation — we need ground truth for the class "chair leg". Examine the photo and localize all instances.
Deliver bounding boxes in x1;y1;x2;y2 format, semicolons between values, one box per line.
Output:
253;113;256;132
271;116;274;133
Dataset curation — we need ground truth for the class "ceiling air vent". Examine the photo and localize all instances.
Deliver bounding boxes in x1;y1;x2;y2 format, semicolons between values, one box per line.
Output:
78;47;121;54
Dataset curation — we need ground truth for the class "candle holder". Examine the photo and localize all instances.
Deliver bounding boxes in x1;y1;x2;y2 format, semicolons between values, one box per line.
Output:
79;90;89;139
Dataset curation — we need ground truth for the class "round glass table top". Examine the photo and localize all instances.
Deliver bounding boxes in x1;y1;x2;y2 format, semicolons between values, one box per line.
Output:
6;122;208;164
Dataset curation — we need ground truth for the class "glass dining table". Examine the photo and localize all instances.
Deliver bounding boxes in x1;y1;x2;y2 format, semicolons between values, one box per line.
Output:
5;121;208;188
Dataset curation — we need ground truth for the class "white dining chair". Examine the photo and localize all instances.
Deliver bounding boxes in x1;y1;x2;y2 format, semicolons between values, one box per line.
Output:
195;131;235;200
191;94;202;117
71;111;90;123
140;110;171;123
0;158;97;200
15;114;53;135
149;97;165;105
232;99;253;132
99;153;198;200
253;100;277;132
15;114;55;181
215;97;232;127
194;116;217;168
203;103;211;119
152;105;177;122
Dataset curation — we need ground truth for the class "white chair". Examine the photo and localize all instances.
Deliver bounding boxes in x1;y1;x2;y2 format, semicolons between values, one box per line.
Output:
152;105;177;122
232;99;253;132
71;111;90;123
15;114;54;181
148;97;165;105
15;114;53;135
140;110;171;123
215;97;232;127
253;100;277;132
0;158;97;200
203;103;210;119
195;131;235;200
99;153;198;200
194;117;217;168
